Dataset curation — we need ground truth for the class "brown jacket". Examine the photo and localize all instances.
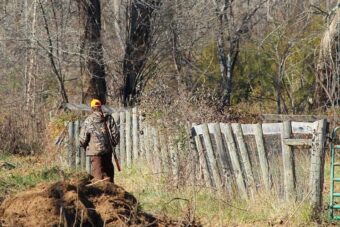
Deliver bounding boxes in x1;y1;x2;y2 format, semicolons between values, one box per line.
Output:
79;111;119;156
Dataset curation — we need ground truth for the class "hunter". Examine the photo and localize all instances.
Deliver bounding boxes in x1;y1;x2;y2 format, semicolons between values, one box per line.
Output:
79;99;119;183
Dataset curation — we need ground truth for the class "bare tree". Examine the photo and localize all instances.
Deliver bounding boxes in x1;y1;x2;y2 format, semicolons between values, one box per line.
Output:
122;0;160;106
316;4;339;108
25;0;37;115
213;0;266;108
38;0;69;104
79;0;107;104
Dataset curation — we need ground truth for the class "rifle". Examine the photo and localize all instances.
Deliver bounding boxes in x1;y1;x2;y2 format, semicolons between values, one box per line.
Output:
99;109;121;172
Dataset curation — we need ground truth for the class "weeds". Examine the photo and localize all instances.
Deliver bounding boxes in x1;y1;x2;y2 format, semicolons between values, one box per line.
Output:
0;155;329;226
0;155;74;196
116;161;321;226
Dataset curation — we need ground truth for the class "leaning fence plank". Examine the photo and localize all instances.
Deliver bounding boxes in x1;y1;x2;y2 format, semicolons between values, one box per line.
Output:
210;123;233;194
284;139;312;146
241;124;256;135
254;123;271;191
119;111;126;166
232;123;256;198
132;107;139;161
126;110;132;167
262;123;282;135
187;122;198;185
281;121;296;201
201;124;222;189
74;120;81;170
68;121;75;168
192;124;213;187
193;125;203;135
241;122;316;135
221;123;248;199
291;122;316;134
309;119;327;213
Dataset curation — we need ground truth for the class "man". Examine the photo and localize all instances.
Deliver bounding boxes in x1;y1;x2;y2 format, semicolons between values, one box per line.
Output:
79;99;119;183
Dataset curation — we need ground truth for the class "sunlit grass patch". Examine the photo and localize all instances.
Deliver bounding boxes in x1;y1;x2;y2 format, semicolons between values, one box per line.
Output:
116;161;320;226
0;155;75;196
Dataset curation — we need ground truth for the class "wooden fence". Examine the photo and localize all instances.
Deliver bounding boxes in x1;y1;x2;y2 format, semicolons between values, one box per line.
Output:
65;107;328;211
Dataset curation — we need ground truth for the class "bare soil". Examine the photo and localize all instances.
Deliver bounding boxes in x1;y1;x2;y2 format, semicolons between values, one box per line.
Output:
0;176;199;227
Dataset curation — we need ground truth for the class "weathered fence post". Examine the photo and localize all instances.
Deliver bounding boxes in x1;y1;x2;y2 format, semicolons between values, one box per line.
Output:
159;129;169;174
144;127;153;166
169;136;179;186
112;112;120;162
221;123;248;199
132;107;139;162
126;110;132;167
232;123;256;198
68;121;75;168
254;123;271;191
78;120;86;171
201;124;222;189
86;156;91;174
139;111;145;160
119;111;126;166
81;147;86;170
309;119;327;213
153;127;162;173
281;121;296;201
74;120;81;170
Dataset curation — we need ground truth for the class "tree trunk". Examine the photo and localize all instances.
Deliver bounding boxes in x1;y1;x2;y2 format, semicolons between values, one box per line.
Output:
275;80;281;114
220;54;233;107
113;0;124;51
315;7;340;108
39;0;69;104
122;0;156;106
25;0;37;116
216;3;237;108
79;0;107;104
214;0;263;108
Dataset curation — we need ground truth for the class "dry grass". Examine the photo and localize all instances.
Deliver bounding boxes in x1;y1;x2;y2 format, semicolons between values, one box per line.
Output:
0;155;335;226
116;160;322;226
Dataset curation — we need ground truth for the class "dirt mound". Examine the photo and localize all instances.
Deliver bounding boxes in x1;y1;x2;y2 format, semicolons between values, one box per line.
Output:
0;177;197;227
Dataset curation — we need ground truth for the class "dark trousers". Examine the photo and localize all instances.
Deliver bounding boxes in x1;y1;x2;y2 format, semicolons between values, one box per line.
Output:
91;152;114;183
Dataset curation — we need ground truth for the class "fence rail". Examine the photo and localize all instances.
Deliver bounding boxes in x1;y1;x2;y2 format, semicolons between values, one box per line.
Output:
65;107;328;212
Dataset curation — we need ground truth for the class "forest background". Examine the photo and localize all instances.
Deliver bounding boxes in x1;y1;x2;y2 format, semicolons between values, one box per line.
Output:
0;0;339;225
0;0;339;153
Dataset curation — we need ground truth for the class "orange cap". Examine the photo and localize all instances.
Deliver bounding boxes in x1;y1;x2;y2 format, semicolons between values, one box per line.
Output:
90;99;102;108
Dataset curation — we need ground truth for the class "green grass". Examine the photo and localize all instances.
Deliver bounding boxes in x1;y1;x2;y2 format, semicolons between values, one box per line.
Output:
0;154;74;196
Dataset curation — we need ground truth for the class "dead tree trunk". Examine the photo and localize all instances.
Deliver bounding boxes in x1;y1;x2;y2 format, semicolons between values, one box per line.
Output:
122;0;157;106
79;0;107;104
